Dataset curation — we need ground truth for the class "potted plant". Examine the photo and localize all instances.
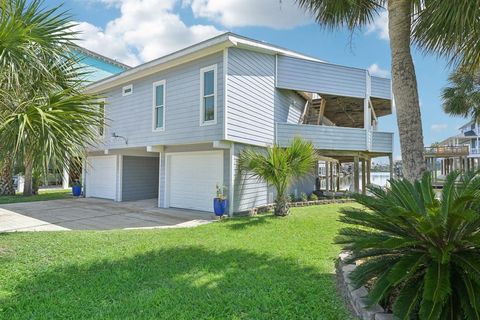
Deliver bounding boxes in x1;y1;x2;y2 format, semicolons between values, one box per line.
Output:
213;184;228;216
72;180;82;197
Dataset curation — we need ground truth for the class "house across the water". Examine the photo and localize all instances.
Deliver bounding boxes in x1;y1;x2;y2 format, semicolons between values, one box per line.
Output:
81;32;394;215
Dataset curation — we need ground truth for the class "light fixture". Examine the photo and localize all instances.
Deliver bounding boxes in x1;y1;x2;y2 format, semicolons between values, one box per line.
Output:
111;132;128;145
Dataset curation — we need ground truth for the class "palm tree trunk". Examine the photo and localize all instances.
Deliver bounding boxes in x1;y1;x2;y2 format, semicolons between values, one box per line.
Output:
0;154;15;196
274;195;290;216
388;0;426;181
23;156;34;196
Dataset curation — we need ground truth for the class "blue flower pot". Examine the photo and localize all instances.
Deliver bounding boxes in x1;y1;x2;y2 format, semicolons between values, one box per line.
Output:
213;198;228;216
72;185;82;197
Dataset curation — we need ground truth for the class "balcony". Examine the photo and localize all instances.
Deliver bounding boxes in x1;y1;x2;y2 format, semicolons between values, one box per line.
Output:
275;123;393;153
424;146;469;157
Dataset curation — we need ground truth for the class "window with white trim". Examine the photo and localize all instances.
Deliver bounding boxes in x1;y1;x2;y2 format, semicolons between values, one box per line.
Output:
152;80;165;131
122;84;133;96
200;64;217;125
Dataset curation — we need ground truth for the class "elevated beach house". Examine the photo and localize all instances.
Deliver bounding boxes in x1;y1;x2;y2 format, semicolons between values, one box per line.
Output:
82;33;393;215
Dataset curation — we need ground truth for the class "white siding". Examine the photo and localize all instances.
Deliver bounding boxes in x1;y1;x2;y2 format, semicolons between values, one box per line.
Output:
275;89;305;124
96;53;224;150
276;123;368;151
226;48;276;146
371;132;394;153
371;76;391;99
276;56;367;98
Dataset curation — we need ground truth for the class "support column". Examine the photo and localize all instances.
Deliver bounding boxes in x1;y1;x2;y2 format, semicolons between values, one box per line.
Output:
388;154;394;181
325;161;330;191
354;156;360;193
366;159;371;185
361;159;366;194
336;162;341;191
433;158;437;182
62;166;70;189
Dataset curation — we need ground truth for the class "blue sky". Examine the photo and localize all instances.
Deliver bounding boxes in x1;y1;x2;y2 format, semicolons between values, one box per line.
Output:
47;0;468;160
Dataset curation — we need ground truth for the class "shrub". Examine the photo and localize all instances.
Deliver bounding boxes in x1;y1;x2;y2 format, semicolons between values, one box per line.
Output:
289;193;296;203
309;193;318;201
336;171;480;319
300;192;308;202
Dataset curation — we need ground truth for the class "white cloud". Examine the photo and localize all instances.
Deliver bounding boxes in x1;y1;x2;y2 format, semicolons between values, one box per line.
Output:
185;0;311;29
73;0;223;66
366;10;389;41
368;63;389;77
431;124;448;132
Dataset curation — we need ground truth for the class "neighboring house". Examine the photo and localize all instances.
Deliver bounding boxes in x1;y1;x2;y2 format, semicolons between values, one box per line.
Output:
425;120;480;180
83;32;393;215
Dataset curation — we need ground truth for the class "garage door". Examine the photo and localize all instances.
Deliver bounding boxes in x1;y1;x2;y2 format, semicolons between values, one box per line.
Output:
167;152;223;212
85;156;117;200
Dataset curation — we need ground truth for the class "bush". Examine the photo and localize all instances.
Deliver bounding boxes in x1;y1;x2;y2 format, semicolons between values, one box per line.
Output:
289;193;296;202
336;171;480;319
309;193;318;201
300;192;308;202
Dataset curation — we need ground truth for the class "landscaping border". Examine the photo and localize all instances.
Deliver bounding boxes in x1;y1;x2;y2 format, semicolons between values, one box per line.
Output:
236;198;355;216
337;252;393;320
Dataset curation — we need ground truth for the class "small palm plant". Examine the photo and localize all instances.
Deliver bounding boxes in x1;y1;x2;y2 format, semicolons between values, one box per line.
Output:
238;137;317;216
336;171;480;319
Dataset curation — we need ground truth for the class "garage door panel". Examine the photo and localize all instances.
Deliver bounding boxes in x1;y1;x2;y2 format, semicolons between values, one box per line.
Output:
168;152;223;212
86;156;117;200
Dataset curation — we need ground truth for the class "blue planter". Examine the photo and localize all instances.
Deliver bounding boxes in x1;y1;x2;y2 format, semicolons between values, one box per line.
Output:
72;185;82;197
213;198;228;216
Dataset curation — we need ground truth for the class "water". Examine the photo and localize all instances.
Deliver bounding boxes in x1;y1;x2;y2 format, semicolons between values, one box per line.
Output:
337;171;391;190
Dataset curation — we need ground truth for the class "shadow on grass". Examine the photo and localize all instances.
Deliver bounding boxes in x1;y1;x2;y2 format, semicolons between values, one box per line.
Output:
0;246;350;319
224;214;275;231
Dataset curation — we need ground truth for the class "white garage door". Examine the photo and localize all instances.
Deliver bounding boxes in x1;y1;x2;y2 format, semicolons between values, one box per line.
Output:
86;156;117;200
167;151;223;212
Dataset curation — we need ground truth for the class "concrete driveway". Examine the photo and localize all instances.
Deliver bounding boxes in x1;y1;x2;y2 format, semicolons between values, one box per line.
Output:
0;198;215;232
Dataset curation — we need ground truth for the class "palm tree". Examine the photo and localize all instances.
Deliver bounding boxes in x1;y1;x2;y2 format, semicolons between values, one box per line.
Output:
337;172;480;318
442;68;480;121
238;137;317;216
296;0;480;182
0;0;92;196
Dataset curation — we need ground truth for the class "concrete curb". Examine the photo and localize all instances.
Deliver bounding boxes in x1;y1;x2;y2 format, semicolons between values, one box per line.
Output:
337;252;393;320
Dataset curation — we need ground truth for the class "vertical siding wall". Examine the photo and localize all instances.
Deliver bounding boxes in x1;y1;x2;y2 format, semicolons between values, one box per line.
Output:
370;76;391;99
226;48;305;146
232;143;269;212
99;53;224;151
276;56;367;98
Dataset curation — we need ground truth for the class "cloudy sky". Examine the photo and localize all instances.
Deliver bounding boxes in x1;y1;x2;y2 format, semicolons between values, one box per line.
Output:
47;0;466;160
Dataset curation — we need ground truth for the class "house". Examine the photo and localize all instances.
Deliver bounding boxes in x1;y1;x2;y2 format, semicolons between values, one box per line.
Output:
82;32;394;215
425;120;480;181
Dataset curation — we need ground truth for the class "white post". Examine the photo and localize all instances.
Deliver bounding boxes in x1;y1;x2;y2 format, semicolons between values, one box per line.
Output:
62;166;69;189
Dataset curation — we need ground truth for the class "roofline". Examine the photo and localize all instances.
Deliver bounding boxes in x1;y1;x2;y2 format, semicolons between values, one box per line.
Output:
85;32;324;93
74;46;131;70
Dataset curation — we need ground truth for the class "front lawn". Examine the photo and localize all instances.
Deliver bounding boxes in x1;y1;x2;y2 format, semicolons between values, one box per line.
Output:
0;189;71;205
0;205;354;319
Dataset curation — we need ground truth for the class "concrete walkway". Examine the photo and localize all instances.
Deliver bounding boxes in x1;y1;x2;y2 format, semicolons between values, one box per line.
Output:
0;198;215;232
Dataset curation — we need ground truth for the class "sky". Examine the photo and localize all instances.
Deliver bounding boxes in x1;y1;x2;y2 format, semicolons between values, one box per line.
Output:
46;0;469;160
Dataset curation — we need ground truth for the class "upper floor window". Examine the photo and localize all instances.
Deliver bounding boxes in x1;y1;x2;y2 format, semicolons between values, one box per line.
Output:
200;64;217;125
98;100;105;136
152;80;165;131
122;84;133;96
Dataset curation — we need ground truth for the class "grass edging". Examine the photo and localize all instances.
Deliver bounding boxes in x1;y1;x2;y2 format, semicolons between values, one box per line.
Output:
337;252;393;320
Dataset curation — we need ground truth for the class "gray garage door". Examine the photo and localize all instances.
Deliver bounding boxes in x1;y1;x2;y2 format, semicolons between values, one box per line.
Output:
122;156;159;201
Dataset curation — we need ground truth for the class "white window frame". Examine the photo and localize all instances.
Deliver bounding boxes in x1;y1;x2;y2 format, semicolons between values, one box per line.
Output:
199;64;217;126
152;80;166;132
98;99;106;137
122;84;133;96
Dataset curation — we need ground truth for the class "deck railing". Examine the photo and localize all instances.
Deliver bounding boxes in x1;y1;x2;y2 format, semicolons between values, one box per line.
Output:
424;146;469;157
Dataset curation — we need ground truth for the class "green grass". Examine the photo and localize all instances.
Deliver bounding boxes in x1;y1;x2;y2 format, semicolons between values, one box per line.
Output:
0;189;71;205
0;205;355;319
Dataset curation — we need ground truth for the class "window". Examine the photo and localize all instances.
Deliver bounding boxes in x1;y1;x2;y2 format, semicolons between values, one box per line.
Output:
122;84;133;96
152;80;165;131
200;65;217;125
98;100;105;136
